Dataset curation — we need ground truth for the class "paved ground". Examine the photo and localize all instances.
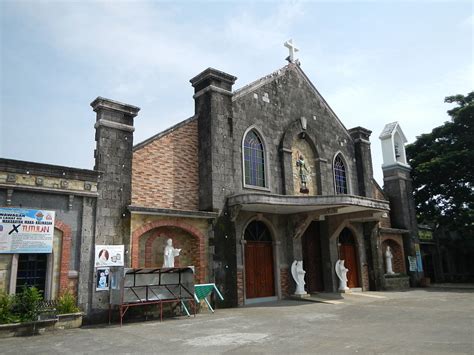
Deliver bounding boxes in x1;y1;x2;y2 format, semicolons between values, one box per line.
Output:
2;287;473;354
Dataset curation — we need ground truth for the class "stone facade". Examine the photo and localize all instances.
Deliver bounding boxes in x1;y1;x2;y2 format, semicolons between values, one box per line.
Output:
231;65;359;198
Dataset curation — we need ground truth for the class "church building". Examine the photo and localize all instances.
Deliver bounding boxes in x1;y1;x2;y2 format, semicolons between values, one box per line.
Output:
0;44;423;318
128;49;422;307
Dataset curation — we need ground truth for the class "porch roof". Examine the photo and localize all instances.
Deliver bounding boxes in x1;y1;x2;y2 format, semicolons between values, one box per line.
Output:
128;205;218;219
227;193;390;216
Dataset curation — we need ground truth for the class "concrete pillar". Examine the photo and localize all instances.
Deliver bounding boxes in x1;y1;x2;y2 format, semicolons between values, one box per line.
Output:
190;69;238;308
362;221;383;290
190;68;237;213
349;126;374;198
89;97;140;319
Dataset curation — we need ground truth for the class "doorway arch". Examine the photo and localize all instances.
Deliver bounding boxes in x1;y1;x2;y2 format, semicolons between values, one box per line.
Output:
338;228;360;288
244;220;275;299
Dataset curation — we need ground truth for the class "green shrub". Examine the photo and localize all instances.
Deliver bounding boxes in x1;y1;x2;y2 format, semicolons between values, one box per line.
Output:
12;286;43;322
56;291;80;314
0;292;19;324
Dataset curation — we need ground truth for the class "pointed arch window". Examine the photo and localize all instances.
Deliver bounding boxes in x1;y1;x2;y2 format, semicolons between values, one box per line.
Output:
244;221;272;242
243;129;266;188
334;155;348;194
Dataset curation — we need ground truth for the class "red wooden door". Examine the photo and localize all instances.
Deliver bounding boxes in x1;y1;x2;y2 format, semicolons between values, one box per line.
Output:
340;244;360;288
302;222;324;292
245;242;275;298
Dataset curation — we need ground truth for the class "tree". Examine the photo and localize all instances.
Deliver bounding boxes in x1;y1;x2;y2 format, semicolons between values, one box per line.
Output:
406;92;474;239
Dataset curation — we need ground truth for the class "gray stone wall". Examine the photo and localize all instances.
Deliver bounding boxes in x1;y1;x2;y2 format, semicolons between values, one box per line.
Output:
231;65;360;201
384;275;410;290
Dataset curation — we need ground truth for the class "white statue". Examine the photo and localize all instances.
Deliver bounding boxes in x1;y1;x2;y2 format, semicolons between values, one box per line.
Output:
335;259;349;291
291;260;307;295
163;238;181;268
385;246;395;275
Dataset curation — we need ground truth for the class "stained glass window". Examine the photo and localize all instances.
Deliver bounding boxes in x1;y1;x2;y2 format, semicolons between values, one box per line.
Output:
244;130;266;187
334;155;348;194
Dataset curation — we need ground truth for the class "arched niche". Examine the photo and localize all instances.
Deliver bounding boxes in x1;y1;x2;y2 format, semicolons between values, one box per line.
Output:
281;118;324;195
381;239;404;274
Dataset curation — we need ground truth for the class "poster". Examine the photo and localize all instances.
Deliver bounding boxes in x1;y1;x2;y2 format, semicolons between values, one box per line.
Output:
95;245;124;267
415;243;424;272
0;208;55;253
408;256;417;272
96;267;110;291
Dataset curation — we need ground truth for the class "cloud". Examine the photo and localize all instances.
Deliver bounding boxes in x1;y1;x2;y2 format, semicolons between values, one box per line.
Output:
459;14;474;29
225;1;305;51
323;60;473;185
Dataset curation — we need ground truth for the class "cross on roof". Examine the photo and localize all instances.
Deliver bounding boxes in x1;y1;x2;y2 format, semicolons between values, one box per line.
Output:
284;39;299;63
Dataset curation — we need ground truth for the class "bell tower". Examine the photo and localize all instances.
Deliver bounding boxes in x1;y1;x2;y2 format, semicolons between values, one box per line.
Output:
379;122;423;285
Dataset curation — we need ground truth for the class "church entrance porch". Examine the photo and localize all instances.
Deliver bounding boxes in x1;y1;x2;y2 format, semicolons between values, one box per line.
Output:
229;193;390;297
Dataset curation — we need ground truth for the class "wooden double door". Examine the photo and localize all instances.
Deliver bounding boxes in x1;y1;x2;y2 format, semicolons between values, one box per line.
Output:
339;228;360;288
302;222;325;293
245;241;275;298
244;220;275;299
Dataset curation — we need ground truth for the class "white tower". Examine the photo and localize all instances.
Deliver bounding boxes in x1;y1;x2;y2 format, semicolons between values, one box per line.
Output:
379;122;409;169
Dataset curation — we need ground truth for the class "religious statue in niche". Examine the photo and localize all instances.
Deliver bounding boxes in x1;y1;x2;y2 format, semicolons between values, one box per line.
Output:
335;259;349;292
385;246;395;275
291;260;307;295
296;154;310;194
163;238;181;268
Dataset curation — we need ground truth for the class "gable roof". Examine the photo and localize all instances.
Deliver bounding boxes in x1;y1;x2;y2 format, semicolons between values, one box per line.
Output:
133;115;197;152
233;62;352;140
379;121;408;143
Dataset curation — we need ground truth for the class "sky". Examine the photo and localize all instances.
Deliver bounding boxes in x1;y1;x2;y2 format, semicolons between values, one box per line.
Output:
0;0;472;185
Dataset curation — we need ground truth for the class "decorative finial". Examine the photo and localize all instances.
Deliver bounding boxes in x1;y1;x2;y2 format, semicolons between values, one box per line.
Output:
284;39;299;63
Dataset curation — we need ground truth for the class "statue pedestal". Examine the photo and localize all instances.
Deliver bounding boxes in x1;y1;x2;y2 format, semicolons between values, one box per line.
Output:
338;288;351;294
292;293;310;299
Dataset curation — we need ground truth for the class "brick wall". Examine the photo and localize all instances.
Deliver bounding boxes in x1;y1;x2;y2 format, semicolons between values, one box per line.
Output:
362;264;370;290
280;268;290;297
55;220;73;297
237;270;244;306
0;255;12;293
132;119;199;210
